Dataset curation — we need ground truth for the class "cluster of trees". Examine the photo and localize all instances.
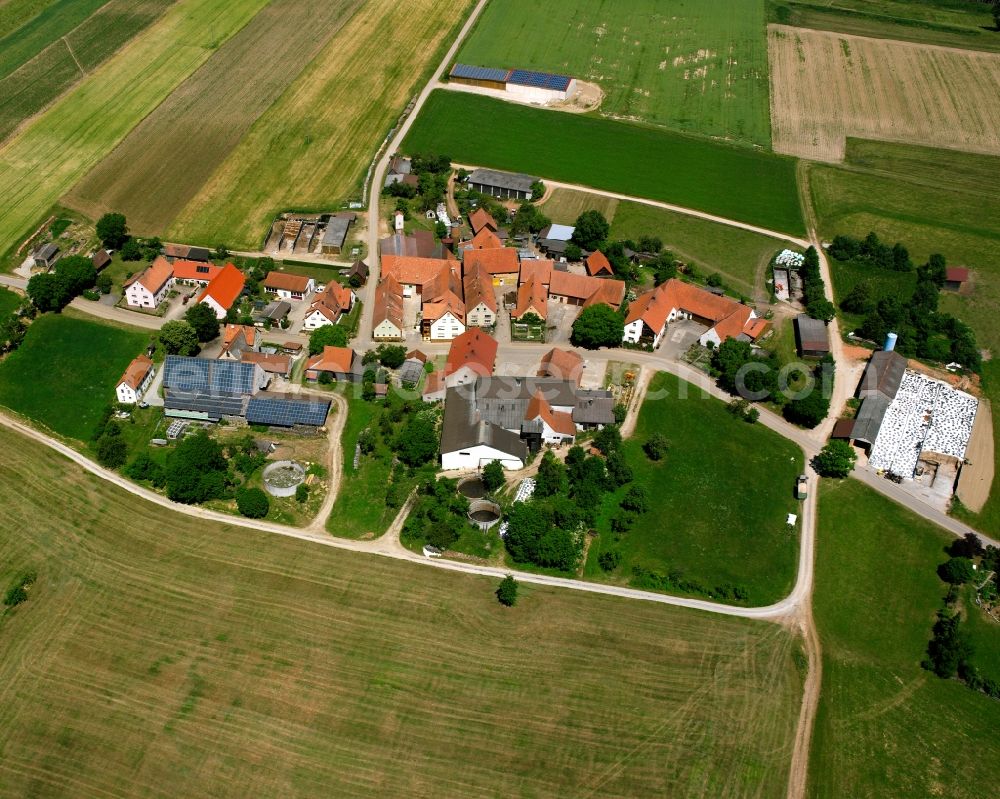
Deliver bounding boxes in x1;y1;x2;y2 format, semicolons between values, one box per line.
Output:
309;324;349;354
385;153;452;216
783;356;835;429
3;570;36;608
812;439;856;478
0;297;30;355
27;254;96;312
799;246;834;322
506;430;632;572
571;304;624;349
712;338;781;402
96;212;165;263
401;477;471;551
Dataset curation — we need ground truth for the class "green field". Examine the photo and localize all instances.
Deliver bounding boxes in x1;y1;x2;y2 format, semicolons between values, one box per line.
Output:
0;0;60;38
458;0;772;146
0;0;105;79
65;0;361;236
811;479;1000;798
611;201;796;295
539;187;619;226
0;0;174;143
585;372;803;606
0;0;269;257
0;425;803;797
0;285;21;316
769;0;1000;52
404;91;805;235
0;314;148;441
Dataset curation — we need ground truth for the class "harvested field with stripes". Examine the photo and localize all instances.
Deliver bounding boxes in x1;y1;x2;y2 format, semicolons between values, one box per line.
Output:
0;0;268;255
0;427;803;797
168;0;473;249
64;0;363;237
769;25;1000;161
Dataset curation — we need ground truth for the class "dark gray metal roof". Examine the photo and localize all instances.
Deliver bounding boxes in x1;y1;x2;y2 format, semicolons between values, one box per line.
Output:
573;390;616;425
35;242;58;260
322;215;353;247
440;387;527;460
852;395;890;445
795;315;830;353
467;168;537;193
859;351;906;400
476;377;579;408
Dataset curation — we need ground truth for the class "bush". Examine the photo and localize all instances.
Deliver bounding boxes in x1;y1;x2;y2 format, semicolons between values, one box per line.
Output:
643;432;670;461
812;440;856;478
96;428;128;468
938;557;975;585
496;575;518;607
598;549;622;572
621;485;648;514
295;483;309;504
236;487;270;519
482;460;505;492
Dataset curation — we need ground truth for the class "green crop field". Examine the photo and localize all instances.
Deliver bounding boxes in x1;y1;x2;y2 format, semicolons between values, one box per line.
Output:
768;0;1000;52
611;201;796;295
585;372;803;606
65;0;362;237
404;91;805;235
0;426;803;797
0;286;21;316
0;314;148;441
0;0;175;143
0;0;105;79
168;0;474;250
457;0;772;146
0;0;60;38
0;0;269;258
811;480;1000;798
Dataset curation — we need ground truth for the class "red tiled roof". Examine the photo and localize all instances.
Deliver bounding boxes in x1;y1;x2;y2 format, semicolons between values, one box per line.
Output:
549;270;625;306
172;259;221;282
118;355;153;390
585;251;614;276
469;227;503;250
519;259;554;285
373;275;404;332
445;329;498;377
125;256;173;294
514;278;548;320
625;279;761;344
305;346;355;374
525;389;576;437
223;324;256;348
582;279;626;310
423;291;465;323
264;271;311;292
382;255;453;286
241;352;291;375
423;370;445;397
464;247;519;276
306;283;352;323
469;207;498;235
946;267;969;282
407;349;427;363
198;263;245;311
539;348;583;383
743;317;770;340
463;262;497;313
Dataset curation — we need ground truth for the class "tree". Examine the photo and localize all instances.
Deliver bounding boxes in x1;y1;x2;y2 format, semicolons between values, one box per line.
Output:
806;297;835;323
496;575;518;606
993;0;1000;30
571;210;610;251
643;432;670;461
214;245;229;260
713;338;754;394
613;402;627;425
605;450;633;487
120;239;143;261
236;487;270;519
621;485;648;514
564;242;582;262
949;533;985;560
26;272;65;312
592;424;622;455
926;610;973;679
309;324;348;354
96;212;129;249
784;388;830;429
96;272;112;294
509;202;550;235
378;344;407;369
812;439;856;478
185;302;221;342
125;452;165;487
158;320;200;356
482;460;505;493
571;304;623;349
598;549;622;572
535;451;567;497
295;483;310;503
96;425;128;468
529;180;545;200
652;251;678;285
841;281;876;315
938;557;975;585
706;272;723;288
165;430;228;504
396;413;438;466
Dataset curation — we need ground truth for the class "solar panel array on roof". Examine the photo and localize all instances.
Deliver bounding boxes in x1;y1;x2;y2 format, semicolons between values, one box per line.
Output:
163;356;258;396
246;395;331;427
450;63;510;83
507;69;572;91
164;391;247;420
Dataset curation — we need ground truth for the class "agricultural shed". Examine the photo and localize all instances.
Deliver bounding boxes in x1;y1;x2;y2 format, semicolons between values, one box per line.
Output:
321;214;355;255
467;168;538;201
450;63;509;91
944;267;969;291
794;315;829;357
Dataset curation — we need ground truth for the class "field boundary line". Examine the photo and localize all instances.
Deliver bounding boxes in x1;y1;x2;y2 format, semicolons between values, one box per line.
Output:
62;36;85;76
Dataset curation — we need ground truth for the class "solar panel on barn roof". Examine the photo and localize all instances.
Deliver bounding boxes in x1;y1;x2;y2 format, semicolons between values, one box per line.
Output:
450;63;510;83
507;69;572;91
246;396;331;427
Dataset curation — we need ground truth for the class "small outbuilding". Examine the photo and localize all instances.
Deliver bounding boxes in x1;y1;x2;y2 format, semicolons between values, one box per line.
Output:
794;315;830;358
33;243;59;269
944;267;969;291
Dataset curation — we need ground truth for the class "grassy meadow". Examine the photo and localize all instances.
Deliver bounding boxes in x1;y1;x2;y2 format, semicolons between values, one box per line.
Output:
405;91;805;235
0;426;803;797
585;372;803;606
65;0;363;237
168;0;475;250
611;200;795;295
811;479;1000;798
0;286;21;316
0;314;148;441
458;0;772;146
0;0;174;143
539;187;619;226
0;0;269;257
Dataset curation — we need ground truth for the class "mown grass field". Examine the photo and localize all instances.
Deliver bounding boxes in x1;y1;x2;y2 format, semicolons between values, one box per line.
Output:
0;285;21;316
585;372;803;606
0;426;803;798
610;200;795;295
539;187;619;226
405;91;805;235
168;0;475;250
768;0;1000;52
0;0;269;257
0;0;175;143
811;479;1000;798
457;0;772;146
0;314;148;441
65;0;362;237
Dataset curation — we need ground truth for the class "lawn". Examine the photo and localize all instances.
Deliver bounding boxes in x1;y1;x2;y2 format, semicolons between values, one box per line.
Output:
0;314;149;441
610;200;797;295
457;0;773;146
539;187;619;226
167;0;476;250
0;0;174;143
65;0;363;237
0;286;21;316
811;479;1000;798
403;91;805;235
0;425;803;798
0;0;270;257
585;371;803;606
768;0;1000;52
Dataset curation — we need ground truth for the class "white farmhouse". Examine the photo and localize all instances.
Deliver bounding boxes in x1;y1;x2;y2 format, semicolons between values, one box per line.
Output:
116;355;155;404
123;257;174;310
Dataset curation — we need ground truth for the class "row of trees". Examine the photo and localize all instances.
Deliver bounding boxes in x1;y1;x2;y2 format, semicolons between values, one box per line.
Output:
799;245;834;322
26;254;96;312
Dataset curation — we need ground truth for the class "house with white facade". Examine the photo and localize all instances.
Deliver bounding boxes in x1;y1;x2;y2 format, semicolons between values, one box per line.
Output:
197;263;246;320
264;271;314;301
302;283;354;330
440;386;527;471
116;355;155;404
372;276;404;340
123;257;174;310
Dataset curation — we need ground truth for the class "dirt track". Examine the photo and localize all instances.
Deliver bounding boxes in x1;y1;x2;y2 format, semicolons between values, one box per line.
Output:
957;399;994;512
769;25;1000;161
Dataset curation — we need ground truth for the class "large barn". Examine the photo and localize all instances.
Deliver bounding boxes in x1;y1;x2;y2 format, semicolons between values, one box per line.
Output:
449;63;577;103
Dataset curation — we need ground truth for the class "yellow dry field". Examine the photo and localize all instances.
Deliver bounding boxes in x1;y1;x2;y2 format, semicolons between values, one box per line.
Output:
0;426;803;797
768;24;1000;162
168;0;475;250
